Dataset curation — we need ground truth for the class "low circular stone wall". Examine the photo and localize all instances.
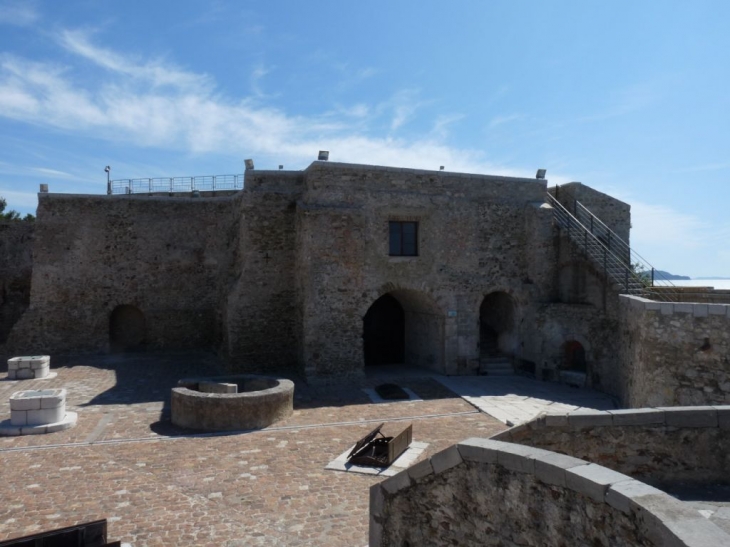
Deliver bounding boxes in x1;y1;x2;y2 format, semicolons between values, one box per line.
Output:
171;375;294;431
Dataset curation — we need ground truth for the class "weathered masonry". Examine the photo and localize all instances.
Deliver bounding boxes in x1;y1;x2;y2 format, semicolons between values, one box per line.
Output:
8;162;629;390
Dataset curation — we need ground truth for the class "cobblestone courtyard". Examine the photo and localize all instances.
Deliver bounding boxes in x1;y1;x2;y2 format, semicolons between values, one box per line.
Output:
0;353;506;546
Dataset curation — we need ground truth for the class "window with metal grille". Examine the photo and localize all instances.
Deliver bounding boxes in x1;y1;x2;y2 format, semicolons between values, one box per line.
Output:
389;221;418;256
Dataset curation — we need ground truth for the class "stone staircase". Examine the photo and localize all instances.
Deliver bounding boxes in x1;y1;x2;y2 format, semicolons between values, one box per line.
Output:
479;354;514;376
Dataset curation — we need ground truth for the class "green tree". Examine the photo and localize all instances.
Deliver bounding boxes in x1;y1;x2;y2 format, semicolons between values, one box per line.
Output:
0;196;34;221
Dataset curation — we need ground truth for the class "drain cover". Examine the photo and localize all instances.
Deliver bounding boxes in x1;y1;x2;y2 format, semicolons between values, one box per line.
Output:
375;383;410;400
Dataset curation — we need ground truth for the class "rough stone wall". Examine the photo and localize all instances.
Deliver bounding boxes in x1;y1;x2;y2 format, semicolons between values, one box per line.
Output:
9;193;240;354
379;461;649;547
496;407;730;486
296;162;552;380
550;182;631;244
372;438;730;546
619;295;730;406
0;220;33;349
224;172;304;372
7;161;628;382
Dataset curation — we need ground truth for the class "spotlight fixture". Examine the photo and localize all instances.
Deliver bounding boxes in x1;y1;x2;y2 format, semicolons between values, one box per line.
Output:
245;159;255;170
439;166;444;171
279;165;284;170
536;169;547;179
318;151;329;161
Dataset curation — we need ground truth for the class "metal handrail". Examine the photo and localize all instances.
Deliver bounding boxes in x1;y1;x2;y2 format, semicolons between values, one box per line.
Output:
546;193;679;302
109;174;245;195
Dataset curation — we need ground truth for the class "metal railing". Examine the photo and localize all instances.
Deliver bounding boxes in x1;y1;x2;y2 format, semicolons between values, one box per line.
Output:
546;192;680;302
110;174;244;195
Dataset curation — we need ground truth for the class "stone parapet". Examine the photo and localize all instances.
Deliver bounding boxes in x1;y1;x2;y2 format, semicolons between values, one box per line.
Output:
370;437;730;546
491;406;730;484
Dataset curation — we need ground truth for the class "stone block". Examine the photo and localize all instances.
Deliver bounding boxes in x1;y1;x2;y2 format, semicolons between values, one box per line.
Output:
369;514;382;547
199;381;238;394
605;479;666;514
708;304;727;315
456;438;506;464
406;458;434;481
632;493;730;547
660;303;674;315
381;470;411;495
9;394;41;411
674;303;693;314
693;304;709;317
16;369;34;380
714;406;730;430
544;413;569;426
430;445;463;474
27;406;64;425
565;463;633;503
495;443;548;474
534;452;588;487
567;410;613;428
645;301;661;312
7;370;17;379
10;410;27;426
369;484;385;517
608;408;665;426
661;406;718;427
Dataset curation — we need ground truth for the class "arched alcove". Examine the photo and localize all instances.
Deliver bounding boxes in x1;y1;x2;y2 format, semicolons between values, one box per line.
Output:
109;305;146;352
363;289;444;372
562;340;587;372
479;292;516;357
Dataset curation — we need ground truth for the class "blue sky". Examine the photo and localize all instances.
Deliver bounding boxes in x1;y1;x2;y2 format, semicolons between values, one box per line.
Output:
0;1;728;277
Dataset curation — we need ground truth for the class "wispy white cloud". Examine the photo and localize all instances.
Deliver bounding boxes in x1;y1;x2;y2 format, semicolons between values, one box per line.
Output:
31;167;74;179
488;113;525;129
0;30;542;178
0;0;38;26
576;82;657;124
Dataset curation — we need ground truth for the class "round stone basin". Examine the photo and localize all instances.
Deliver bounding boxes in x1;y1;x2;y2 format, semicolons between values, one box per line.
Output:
171;374;294;431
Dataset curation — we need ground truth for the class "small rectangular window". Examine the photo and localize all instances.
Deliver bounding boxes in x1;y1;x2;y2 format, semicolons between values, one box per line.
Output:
389;221;418;256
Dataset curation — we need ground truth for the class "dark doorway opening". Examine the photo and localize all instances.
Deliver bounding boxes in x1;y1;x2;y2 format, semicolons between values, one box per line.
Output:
109;305;146;353
363;294;405;366
479;292;516;357
562;341;587;372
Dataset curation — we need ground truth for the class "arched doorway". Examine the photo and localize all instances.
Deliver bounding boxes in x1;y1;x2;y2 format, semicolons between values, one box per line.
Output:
562;340;587;372
109;305;146;352
363;294;405;365
479;292;516;357
363;290;444;372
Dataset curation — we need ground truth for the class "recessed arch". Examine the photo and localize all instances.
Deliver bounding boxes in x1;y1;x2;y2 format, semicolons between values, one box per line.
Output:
479;291;517;357
362;289;444;372
109;304;146;352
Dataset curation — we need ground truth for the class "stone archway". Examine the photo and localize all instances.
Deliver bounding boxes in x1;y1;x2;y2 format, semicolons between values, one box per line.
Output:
479;292;516;357
109;305;146;352
362;289;445;372
562;340;587;372
363;294;405;366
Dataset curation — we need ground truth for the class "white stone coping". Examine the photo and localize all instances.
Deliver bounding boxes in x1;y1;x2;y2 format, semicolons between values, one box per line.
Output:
369;438;730;547
490;406;730;440
621;294;730;317
326;441;429;477
10;388;66;411
8;355;50;369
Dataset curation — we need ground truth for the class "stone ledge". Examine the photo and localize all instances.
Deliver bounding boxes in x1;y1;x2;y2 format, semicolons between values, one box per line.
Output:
620;294;730;318
530;406;730;430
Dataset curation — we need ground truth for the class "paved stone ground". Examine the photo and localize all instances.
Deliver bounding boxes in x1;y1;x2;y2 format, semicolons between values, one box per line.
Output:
0;352;505;546
437;374;619;425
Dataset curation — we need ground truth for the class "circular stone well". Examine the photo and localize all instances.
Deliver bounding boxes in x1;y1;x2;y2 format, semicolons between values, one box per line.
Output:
171;375;294;431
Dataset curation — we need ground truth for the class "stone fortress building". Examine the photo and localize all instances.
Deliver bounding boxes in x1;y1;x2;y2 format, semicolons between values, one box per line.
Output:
3;159;729;408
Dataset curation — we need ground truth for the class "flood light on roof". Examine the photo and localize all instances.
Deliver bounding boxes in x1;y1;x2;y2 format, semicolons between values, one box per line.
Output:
245;159;254;170
279;165;283;170
536;168;547;179
318;151;329;161
439;166;444;171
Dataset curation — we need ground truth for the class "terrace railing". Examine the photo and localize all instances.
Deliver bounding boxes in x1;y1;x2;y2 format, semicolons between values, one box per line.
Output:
546;191;681;302
110;174;244;195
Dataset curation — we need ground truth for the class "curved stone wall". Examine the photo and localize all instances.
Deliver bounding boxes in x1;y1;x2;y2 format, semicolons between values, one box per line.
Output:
370;439;730;546
493;406;730;485
171;375;294;431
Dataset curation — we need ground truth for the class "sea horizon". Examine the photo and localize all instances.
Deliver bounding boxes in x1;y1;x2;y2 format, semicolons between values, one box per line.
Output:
657;278;730;290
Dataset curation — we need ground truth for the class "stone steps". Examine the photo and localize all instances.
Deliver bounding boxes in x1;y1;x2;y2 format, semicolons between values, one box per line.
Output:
479;356;514;376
